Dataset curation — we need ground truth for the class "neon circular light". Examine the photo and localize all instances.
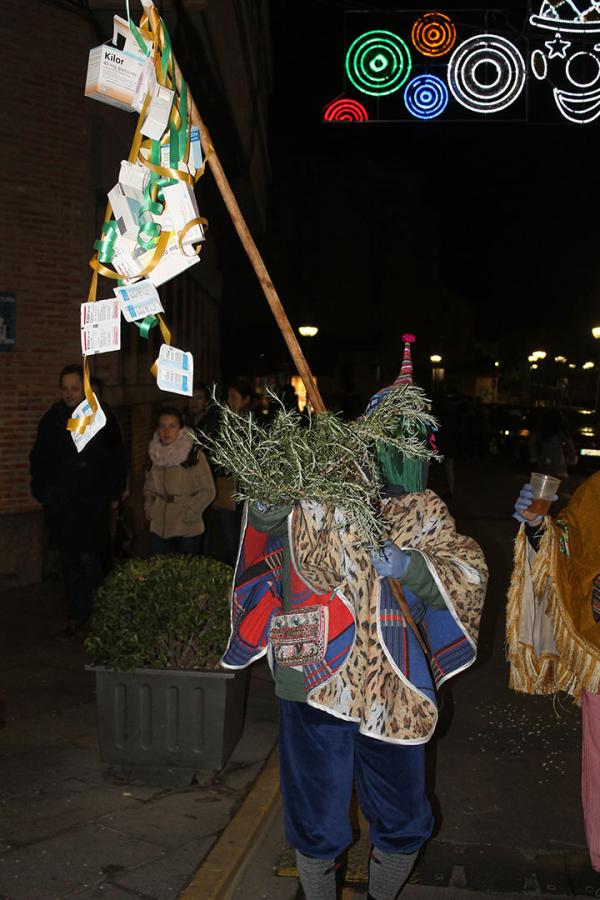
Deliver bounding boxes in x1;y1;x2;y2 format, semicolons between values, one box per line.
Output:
404;74;449;118
323;98;369;122
566;51;600;87
411;12;457;57
447;34;526;113
531;48;548;80
345;30;412;96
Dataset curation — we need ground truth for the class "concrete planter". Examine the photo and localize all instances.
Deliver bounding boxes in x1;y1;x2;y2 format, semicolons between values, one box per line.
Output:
90;666;249;785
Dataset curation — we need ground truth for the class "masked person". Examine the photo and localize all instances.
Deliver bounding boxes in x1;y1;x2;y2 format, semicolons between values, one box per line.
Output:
215;337;488;900
507;477;600;873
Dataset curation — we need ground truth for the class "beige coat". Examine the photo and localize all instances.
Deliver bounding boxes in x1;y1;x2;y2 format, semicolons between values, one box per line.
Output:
144;453;215;539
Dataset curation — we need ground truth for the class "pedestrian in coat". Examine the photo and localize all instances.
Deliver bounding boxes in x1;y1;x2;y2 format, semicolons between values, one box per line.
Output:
144;407;215;555
29;364;127;636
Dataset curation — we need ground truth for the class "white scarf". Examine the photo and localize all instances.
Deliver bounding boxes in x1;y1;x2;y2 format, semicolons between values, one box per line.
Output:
148;428;193;467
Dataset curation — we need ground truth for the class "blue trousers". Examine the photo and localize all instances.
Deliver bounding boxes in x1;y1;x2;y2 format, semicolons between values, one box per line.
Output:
278;699;434;859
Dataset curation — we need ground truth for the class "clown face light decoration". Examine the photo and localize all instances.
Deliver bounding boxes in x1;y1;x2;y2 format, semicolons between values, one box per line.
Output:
530;0;600;123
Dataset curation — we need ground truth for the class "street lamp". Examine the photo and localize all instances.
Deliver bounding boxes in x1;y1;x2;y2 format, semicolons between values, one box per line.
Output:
429;355;444;392
299;325;318;338
532;350;547;360
592;326;600;410
554;355;567;363
583;361;595;370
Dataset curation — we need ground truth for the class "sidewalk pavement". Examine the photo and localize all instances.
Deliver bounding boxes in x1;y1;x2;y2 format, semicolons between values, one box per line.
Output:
0;580;278;899
2;459;600;900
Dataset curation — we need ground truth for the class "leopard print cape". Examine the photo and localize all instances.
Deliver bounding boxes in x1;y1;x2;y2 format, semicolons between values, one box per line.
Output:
292;491;487;743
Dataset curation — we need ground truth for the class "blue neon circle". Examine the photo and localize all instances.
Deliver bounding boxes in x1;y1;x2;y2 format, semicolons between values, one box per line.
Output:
404;73;449;119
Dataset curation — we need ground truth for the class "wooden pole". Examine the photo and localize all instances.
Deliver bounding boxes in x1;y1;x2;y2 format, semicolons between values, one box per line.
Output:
171;57;326;414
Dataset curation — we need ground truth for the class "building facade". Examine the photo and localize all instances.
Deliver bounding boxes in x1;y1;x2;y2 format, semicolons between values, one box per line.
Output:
0;0;271;584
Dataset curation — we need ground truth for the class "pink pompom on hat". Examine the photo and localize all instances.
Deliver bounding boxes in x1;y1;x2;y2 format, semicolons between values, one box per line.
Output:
392;333;416;386
365;334;416;414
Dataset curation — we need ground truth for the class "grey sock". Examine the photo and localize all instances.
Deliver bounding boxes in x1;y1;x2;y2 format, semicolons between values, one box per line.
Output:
368;848;418;900
295;849;337;900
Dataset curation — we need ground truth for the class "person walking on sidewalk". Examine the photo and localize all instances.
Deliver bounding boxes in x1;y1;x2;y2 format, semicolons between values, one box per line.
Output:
144;406;215;555
507;476;600;873
29;364;127;636
215;337;488;900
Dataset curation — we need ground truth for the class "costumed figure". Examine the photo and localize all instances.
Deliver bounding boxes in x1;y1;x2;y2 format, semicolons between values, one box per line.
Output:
201;337;488;900
507;477;600;872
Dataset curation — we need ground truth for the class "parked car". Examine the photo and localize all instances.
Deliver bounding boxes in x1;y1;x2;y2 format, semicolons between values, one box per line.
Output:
488;403;534;464
563;407;600;471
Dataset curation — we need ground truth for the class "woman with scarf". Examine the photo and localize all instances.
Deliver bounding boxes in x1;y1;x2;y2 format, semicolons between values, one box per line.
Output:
508;475;600;872
144;407;215;555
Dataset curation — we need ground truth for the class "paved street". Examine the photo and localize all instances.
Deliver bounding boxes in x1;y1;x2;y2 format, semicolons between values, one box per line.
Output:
232;458;600;899
1;458;600;899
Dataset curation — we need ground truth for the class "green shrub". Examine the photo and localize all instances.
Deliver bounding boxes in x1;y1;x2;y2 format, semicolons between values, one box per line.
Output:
86;555;233;671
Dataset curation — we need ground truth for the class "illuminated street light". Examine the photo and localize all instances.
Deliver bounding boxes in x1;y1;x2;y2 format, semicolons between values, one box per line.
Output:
530;363;539;370
583;361;595;370
593;328;600;410
494;360;500;368
430;354;442;363
299;325;318;338
532;350;546;360
554;355;567;363
568;363;576;369
527;355;537;363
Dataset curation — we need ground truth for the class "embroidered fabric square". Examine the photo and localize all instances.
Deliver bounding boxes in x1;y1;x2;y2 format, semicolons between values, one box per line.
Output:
270;605;328;667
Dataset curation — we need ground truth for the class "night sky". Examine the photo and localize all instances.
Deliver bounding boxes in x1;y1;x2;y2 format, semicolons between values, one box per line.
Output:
228;0;600;385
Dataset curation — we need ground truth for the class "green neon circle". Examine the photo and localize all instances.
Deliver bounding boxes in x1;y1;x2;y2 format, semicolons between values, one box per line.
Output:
345;30;412;96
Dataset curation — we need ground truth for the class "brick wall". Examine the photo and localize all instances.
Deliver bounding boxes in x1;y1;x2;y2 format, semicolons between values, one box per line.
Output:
0;1;223;584
1;3;92;525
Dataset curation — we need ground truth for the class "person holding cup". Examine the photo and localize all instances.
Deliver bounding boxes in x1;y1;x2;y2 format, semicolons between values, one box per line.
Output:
514;472;561;524
507;471;600;873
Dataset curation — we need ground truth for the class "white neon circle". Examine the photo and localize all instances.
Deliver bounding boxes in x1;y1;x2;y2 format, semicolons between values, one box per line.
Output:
472;58;502;88
531;48;548;80
566;51;600;88
447;34;527;113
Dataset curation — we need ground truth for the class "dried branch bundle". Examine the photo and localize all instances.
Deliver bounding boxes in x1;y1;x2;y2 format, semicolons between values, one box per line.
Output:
195;385;439;548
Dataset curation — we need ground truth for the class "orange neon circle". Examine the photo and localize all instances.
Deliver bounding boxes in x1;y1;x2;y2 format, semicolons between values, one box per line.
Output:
411;12;457;57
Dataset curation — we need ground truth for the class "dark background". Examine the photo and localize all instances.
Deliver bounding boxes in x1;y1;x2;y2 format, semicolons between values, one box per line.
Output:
221;1;600;392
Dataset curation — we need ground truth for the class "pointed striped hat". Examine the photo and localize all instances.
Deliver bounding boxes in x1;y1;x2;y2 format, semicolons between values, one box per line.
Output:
365;334;415;414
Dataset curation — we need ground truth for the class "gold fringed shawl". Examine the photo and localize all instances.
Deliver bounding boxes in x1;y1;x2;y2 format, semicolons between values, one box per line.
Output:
507;472;600;701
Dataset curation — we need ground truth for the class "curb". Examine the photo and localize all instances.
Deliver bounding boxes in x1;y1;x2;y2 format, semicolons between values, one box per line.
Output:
179;746;282;900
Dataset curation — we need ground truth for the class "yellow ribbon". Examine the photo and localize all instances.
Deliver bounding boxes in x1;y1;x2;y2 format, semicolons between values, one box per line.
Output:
177;216;208;255
72;3;210;435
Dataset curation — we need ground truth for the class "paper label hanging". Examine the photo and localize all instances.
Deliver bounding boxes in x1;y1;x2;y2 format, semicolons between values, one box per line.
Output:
80;298;121;355
115;280;164;322
70;394;107;453
156;344;193;396
140;83;174;141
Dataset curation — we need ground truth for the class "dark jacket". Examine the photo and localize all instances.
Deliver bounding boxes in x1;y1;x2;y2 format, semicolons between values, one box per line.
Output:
29;400;127;551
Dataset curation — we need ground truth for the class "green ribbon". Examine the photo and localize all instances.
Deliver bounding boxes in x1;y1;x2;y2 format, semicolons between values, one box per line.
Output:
94;220;119;263
125;0;151;58
135;315;159;339
179;78;188;161
135;142;174;250
159;17;171;83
